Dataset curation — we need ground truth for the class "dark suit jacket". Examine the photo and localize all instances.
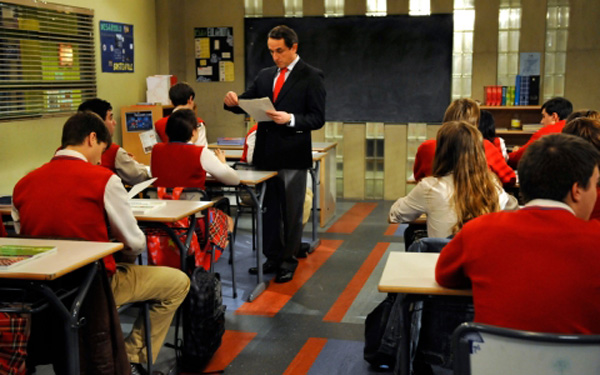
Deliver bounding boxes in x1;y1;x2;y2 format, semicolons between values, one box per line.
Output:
225;59;326;170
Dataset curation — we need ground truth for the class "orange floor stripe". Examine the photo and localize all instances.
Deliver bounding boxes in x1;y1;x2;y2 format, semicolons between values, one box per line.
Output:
235;239;344;316
384;223;399;236
326;202;378;234
203;330;257;373
323;242;390;322
283;337;328;375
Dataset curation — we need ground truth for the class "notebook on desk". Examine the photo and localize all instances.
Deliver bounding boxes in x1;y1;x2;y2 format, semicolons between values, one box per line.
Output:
128;200;166;215
0;244;57;270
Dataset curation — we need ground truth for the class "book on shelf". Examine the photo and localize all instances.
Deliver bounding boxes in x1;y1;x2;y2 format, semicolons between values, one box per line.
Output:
129;199;166;215
528;75;540;105
0;245;57;270
522;124;543;132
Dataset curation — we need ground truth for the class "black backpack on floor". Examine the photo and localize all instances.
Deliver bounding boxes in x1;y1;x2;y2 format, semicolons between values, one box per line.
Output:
181;267;226;372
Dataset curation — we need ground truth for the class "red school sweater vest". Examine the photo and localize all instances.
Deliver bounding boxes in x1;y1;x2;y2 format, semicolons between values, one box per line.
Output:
151;143;206;189
101;143;120;173
13;157;117;275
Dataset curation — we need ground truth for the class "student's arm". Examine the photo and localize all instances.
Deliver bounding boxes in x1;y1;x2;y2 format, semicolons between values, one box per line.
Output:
114;147;150;185
245;129;256;164
194;122;208;147
435;230;471;288
484;140;516;186
388;180;429;224
11;205;21;234
104;175;146;256
200;148;240;186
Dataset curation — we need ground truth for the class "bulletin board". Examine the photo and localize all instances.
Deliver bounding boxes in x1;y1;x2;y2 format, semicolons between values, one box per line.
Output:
100;21;134;73
194;27;234;82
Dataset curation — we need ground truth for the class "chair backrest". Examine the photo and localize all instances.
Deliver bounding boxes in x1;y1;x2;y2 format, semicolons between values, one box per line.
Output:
452;322;600;375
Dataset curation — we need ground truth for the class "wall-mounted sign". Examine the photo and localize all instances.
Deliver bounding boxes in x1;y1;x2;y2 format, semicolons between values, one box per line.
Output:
194;27;234;82
100;21;134;73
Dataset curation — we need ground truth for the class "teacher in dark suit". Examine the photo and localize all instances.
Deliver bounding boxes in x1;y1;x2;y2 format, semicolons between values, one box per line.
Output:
224;25;326;283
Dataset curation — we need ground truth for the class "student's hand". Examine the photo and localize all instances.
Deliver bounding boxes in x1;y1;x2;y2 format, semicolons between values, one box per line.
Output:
266;110;291;125
214;149;227;164
224;91;239;107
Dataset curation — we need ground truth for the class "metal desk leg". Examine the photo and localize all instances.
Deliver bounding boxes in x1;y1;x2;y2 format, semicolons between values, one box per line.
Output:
244;182;269;302
308;163;321;253
394;296;412;375
32;262;98;375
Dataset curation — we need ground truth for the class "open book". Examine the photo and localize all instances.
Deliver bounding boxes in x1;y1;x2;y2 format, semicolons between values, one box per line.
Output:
0;244;57;270
127;178;166;215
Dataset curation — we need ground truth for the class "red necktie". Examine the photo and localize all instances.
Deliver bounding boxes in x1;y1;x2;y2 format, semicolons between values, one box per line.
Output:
273;67;288;102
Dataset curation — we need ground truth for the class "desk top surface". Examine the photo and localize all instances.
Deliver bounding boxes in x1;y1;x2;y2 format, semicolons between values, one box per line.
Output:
223;149;328;162
209;141;338;153
132;199;213;222
0;237;123;280
378;252;472;296
207;169;277;186
0;205;9;215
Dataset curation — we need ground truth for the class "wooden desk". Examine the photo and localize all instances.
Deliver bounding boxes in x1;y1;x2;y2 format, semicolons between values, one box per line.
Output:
0;204;10;215
378;252;471;375
0;238;123;375
207;170;277;301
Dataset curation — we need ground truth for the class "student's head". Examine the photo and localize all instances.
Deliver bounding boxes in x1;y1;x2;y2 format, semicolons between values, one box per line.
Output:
478;109;496;142
166;109;198;143
78;98;116;136
566;109;600;123
443;98;480;126
563;117;600;152
519;133;600;219
169;82;195;107
268;25;298;69
540;97;573;125
61;112;112;165
433;121;499;232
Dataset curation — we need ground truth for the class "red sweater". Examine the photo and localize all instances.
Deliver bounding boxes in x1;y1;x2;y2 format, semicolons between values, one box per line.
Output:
413;139;516;185
151;143;206;188
101;143;120;173
155;115;205;143
508;120;567;168
13;156;117;274
436;206;600;334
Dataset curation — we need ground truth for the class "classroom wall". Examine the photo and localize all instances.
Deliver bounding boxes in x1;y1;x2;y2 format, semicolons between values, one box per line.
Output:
0;0;159;195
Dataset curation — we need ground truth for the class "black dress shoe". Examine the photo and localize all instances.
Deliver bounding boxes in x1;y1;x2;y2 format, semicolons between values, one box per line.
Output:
130;363;148;375
296;243;311;258
275;268;294;283
248;261;278;275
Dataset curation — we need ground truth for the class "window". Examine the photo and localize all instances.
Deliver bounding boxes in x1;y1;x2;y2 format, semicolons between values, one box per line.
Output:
409;0;431;16
325;0;344;17
245;0;263;17
0;0;96;120
544;0;569;101
452;0;475;100
324;122;344;197
497;0;521;87
366;0;386;17
284;0;302;17
365;122;384;199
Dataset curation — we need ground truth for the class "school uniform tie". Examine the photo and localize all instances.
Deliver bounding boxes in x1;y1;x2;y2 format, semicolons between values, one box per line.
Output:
273;67;288;102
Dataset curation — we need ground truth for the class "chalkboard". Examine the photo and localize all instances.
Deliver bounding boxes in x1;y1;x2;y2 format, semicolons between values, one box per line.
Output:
245;15;453;123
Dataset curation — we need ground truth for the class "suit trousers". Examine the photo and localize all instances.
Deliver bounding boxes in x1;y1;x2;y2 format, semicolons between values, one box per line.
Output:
262;168;307;272
110;263;190;364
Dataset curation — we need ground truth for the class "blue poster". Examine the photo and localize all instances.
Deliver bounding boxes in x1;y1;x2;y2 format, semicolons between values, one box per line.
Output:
100;21;134;73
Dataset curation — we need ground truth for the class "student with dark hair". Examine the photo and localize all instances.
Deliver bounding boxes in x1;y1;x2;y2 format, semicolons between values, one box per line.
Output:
78;98;150;185
436;133;600;334
390;120;515;238
413;98;516;185
478;109;507;160
563;117;600;220
507;96;573;168
151;109;239;189
12;112;190;375
154;82;207;146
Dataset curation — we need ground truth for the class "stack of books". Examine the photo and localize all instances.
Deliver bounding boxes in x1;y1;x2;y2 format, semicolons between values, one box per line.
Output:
217;137;244;146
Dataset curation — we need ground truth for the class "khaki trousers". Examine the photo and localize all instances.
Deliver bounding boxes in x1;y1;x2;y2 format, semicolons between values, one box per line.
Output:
110;263;190;364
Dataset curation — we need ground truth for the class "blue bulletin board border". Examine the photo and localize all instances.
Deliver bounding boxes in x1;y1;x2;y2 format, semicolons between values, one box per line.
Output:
100;21;134;73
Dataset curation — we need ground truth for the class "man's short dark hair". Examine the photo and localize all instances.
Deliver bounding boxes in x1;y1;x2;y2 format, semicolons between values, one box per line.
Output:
268;25;298;49
169;82;195;107
62;112;112;149
541;97;573;120
518;133;600;203
78;98;112;121
166;109;197;143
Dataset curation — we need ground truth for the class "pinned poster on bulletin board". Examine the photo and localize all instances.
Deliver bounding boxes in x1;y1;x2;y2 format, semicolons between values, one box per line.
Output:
194;27;234;82
100;21;134;73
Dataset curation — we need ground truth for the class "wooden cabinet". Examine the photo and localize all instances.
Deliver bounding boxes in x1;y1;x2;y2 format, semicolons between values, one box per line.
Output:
480;105;541;147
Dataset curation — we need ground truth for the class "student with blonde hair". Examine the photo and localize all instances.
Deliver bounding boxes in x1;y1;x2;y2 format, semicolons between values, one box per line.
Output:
390;120;517;238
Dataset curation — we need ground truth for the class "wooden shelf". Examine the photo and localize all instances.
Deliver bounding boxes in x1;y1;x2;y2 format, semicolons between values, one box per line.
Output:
481;106;541;146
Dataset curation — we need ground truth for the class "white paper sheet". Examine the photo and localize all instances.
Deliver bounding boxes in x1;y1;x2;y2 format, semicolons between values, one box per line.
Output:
238;97;275;122
127;177;158;199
